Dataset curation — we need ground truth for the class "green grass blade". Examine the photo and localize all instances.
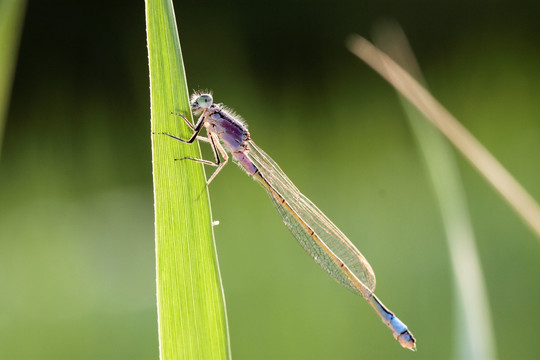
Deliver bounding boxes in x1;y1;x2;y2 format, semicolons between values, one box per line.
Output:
0;0;27;155
145;1;230;359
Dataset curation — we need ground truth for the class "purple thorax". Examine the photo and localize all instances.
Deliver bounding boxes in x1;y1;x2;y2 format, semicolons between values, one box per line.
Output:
205;107;258;175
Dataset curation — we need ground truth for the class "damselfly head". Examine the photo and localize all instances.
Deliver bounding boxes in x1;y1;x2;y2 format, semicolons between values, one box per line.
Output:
191;93;213;114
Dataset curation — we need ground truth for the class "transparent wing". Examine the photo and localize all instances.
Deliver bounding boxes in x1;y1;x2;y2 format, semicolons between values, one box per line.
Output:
247;140;376;298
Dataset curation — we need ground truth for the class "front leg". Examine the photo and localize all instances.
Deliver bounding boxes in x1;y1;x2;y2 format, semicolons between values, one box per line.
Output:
154;132;210;143
171;111;195;131
153;113;206;144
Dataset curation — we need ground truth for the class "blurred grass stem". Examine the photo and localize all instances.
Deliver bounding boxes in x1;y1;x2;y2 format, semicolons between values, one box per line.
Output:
347;34;540;241
0;0;27;156
372;23;497;360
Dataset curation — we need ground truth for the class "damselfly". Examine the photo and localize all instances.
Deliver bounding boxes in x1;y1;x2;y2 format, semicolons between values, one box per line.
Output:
154;92;416;350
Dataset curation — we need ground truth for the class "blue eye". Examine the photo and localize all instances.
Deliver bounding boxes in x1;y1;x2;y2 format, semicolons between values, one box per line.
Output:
197;94;213;109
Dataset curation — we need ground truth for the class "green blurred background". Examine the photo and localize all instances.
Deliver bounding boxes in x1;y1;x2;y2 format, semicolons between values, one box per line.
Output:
1;0;539;359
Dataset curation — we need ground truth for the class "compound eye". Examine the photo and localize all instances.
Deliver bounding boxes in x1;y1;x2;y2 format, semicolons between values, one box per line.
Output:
197;94;213;109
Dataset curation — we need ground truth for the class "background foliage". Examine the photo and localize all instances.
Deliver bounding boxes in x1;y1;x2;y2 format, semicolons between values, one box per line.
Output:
1;0;539;359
